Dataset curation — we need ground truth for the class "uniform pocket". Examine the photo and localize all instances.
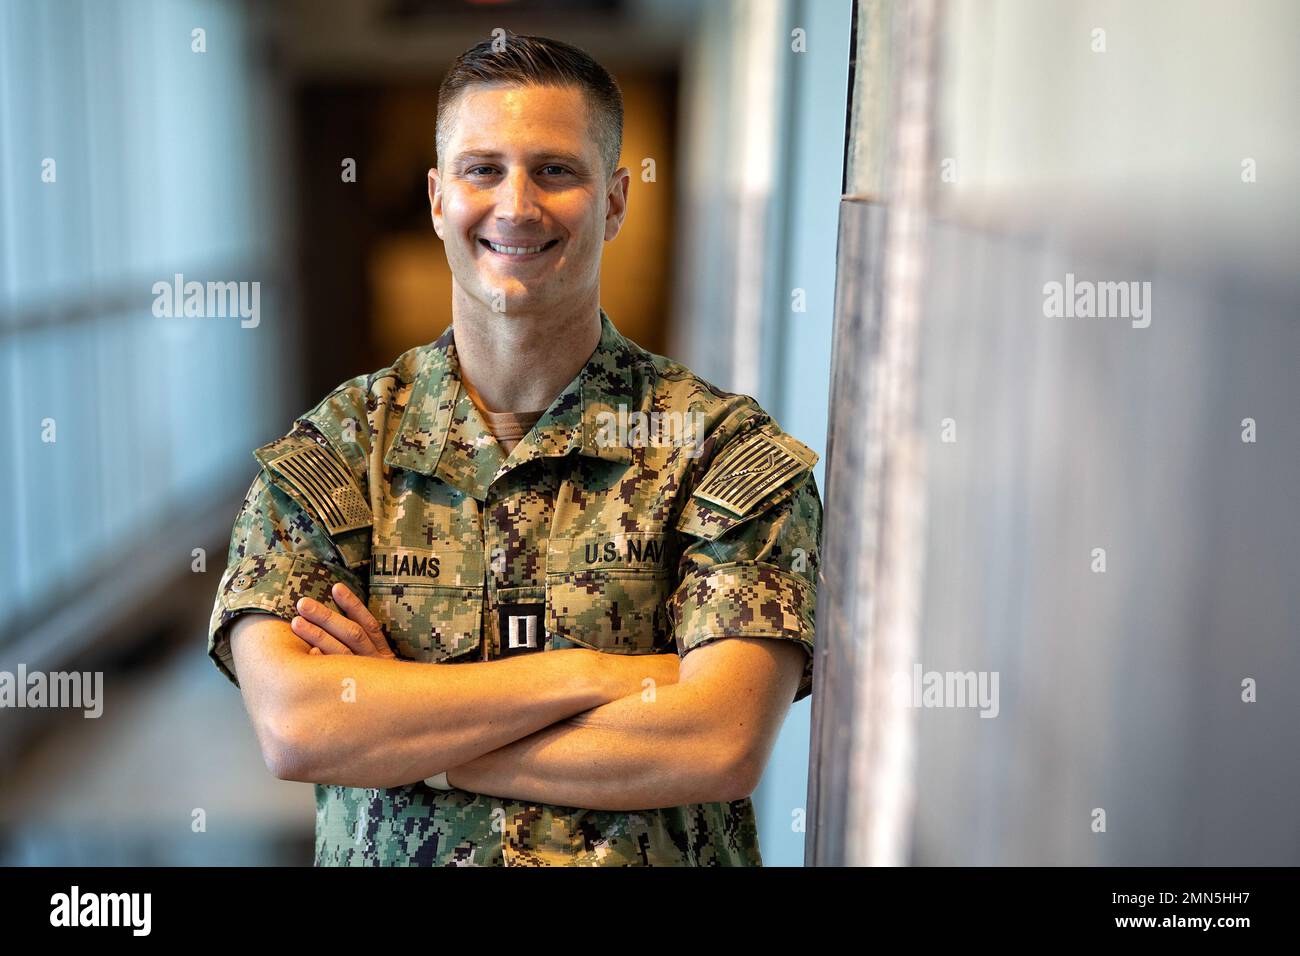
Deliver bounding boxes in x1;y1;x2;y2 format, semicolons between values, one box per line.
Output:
545;569;672;654
545;533;674;655
368;583;484;662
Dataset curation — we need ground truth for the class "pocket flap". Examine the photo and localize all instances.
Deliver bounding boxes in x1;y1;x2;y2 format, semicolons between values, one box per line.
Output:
369;583;484;662
545;570;670;654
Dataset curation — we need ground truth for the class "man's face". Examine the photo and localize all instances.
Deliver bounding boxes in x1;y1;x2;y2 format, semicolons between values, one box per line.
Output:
429;83;628;316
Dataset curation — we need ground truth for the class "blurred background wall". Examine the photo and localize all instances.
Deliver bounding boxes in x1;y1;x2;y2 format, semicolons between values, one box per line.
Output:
811;0;1299;864
0;0;849;866
0;0;304;864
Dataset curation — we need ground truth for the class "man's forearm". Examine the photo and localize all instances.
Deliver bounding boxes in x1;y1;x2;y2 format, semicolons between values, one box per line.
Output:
445;680;747;811
235;616;624;789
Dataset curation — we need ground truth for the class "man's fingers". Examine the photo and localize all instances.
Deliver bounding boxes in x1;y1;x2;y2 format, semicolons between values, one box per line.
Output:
296;596;371;654
331;583;382;633
331;583;394;657
292;591;394;659
291;614;352;654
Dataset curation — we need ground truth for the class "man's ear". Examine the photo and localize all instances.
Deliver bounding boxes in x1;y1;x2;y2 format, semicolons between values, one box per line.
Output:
428;167;444;239
604;166;631;242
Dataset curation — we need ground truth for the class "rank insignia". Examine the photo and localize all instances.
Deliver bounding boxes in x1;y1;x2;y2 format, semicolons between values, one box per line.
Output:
498;603;545;657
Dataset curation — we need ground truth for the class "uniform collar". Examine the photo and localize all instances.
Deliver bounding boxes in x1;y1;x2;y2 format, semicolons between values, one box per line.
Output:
384;308;637;500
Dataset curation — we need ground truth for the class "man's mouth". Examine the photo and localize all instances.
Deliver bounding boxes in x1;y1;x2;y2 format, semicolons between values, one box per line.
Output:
479;238;560;257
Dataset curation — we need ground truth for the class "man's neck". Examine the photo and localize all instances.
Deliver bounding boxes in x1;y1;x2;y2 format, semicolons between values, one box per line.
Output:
449;287;603;414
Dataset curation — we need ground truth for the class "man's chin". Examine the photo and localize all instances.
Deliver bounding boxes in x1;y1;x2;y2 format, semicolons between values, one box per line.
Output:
470;283;545;315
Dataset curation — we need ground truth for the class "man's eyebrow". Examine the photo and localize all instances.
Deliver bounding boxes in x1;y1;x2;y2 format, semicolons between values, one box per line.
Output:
454;149;589;167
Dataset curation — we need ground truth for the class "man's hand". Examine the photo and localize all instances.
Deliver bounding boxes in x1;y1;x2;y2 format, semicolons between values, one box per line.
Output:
444;649;681;789
291;582;396;658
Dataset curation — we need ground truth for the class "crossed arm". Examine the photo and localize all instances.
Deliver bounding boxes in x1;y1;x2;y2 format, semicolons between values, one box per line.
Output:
446;634;805;810
228;583;805;810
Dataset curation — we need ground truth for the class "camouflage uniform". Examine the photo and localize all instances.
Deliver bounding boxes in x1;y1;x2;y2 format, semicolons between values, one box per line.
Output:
207;309;822;866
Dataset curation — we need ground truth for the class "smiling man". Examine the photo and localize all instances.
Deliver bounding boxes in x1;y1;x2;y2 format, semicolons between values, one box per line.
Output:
207;31;823;866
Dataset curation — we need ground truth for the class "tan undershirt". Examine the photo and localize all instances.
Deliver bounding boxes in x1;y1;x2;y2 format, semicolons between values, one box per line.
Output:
462;379;546;456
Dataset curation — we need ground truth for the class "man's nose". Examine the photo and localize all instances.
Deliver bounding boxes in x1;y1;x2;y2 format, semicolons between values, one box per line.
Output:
497;167;541;223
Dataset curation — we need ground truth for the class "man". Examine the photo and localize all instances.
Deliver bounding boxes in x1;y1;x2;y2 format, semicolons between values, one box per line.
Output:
207;31;823;866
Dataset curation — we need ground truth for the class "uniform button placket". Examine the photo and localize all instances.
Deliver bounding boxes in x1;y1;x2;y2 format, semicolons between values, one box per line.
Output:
480;490;492;661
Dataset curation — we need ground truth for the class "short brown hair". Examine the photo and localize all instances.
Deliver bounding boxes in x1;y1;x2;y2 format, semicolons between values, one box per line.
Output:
435;31;624;178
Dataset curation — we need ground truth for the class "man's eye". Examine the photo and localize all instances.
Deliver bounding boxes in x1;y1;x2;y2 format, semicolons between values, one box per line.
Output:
463;164;571;178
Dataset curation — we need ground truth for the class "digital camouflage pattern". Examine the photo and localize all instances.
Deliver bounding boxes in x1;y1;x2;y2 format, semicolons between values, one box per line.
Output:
208;309;823;866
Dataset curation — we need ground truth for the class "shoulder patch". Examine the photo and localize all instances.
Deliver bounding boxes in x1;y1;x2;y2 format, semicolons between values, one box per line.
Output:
692;426;818;518
253;432;373;535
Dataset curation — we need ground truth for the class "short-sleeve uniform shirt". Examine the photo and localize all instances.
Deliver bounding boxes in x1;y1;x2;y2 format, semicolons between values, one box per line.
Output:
208;310;823;866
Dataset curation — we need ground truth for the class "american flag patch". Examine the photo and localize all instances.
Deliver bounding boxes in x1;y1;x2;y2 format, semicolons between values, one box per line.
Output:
693;429;815;517
257;436;373;535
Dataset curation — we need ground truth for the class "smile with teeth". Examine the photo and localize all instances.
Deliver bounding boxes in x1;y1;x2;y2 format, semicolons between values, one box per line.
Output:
480;238;559;256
